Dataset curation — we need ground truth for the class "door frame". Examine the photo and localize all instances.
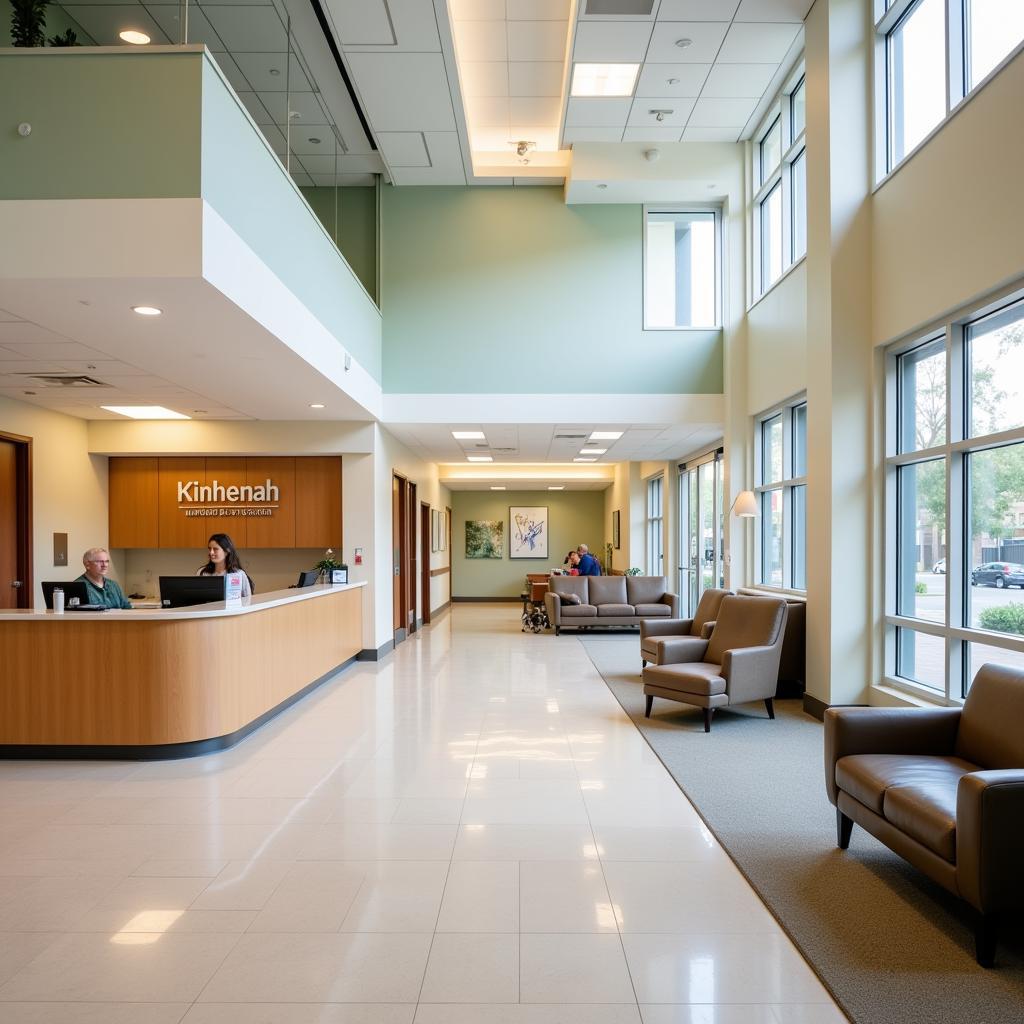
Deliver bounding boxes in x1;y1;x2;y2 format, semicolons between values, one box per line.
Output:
0;431;33;609
420;501;431;626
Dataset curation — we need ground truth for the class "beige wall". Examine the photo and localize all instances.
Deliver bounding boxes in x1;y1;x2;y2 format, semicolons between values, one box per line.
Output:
0;398;109;608
746;262;809;415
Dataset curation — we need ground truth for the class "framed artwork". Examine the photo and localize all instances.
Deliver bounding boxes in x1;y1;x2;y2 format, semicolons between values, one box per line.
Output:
466;519;503;559
510;506;548;559
439;510;447;551
613;509;621;549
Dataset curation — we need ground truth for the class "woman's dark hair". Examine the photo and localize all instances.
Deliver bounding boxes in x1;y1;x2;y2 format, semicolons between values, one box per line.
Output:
564;550;575;564
200;533;243;575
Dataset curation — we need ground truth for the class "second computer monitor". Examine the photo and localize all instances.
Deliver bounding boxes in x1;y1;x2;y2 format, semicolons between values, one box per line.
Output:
159;575;226;608
296;570;320;588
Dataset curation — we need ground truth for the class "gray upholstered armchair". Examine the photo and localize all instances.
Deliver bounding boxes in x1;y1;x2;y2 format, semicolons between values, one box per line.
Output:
640;588;731;668
825;663;1024;966
642;595;788;731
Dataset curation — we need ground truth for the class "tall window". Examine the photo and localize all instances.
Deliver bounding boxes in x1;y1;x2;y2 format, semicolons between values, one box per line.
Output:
678;451;724;615
644;209;720;329
878;0;1024;174
751;71;806;299
646;474;664;576
885;291;1024;702
755;397;807;590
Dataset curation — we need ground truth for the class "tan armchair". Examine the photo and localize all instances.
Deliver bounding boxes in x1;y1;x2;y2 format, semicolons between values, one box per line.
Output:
825;663;1024;966
642;595;788;732
640;588;732;668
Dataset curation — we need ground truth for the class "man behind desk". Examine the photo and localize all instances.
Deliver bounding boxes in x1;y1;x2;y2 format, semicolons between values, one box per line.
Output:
74;548;133;609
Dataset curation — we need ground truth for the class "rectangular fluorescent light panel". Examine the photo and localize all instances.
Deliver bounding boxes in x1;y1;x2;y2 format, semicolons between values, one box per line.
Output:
467;456;493;462
571;63;640;98
574;457;597;463
548;485;565;490
590;431;623;440
490;485;506;490
579;448;607;455
453;430;486;440
101;405;190;420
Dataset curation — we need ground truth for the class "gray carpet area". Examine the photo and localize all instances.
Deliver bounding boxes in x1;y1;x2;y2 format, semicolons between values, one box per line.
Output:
582;635;1024;1024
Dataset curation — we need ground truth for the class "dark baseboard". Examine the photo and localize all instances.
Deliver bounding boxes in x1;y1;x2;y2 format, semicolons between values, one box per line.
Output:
415;617;423;630
0;655;358;761
803;693;829;720
358;639;394;662
393;627;407;646
431;600;451;616
452;597;521;603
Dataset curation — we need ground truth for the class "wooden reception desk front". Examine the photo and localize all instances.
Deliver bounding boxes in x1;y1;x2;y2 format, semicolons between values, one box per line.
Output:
0;583;365;758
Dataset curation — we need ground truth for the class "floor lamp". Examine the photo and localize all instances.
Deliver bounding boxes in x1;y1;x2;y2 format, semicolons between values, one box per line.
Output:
730;490;757;587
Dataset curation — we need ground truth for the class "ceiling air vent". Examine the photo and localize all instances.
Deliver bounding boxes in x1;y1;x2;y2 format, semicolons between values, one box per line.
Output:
554;433;587;440
21;374;112;388
585;0;655;15
492;447;518;453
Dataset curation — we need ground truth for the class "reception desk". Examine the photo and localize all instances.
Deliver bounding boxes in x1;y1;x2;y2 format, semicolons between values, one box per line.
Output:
0;583;365;759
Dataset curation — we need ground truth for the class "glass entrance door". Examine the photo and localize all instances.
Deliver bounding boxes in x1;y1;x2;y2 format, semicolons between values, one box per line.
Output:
678;452;723;617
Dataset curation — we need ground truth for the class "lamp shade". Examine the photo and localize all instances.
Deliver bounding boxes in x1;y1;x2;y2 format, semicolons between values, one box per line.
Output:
731;490;757;518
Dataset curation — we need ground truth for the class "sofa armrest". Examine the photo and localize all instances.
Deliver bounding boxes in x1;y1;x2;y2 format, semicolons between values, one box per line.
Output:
544;592;561;626
640;617;693;641
956;770;1024;914
721;645;783;705
823;706;962;805
661;592;680;617
699;620;716;640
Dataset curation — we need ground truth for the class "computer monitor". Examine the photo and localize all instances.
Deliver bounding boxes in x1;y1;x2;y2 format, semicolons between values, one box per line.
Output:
41;580;90;609
296;569;320;588
159;575;226;608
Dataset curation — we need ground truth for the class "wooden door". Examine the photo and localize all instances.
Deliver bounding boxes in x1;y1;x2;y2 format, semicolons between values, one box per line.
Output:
0;434;31;610
393;475;403;636
420;502;431;627
408;482;418;634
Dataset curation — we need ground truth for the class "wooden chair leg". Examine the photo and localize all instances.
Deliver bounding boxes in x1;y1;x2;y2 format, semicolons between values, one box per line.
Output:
703;708;714;733
836;808;853;850
644;694;653;718
976;912;998;968
764;698;775;720
641;659;647;668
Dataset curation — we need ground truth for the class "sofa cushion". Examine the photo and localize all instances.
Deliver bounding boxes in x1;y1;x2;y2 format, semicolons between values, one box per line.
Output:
956;663;1024;769
642;662;726;696
642;636;709;664
598;603;634;616
561;593;582;605
835;753;976;816
589;577;627;605
627;576;667;606
561;603;598;618
884;782;960;863
635;603;671;616
550;577;588;605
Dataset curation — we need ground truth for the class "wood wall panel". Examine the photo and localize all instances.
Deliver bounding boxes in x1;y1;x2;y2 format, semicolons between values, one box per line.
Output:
0;588;363;746
202;458;248;547
295;456;342;549
245;457;295;548
158;458;207;549
108;457;159;548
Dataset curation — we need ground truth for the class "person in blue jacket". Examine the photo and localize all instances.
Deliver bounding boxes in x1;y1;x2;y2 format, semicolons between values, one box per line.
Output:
576;544;602;576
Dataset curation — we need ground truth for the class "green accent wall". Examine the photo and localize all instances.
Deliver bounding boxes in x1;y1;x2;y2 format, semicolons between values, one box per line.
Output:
381;186;724;394
300;186;378;303
0;51;201;199
452;489;606;598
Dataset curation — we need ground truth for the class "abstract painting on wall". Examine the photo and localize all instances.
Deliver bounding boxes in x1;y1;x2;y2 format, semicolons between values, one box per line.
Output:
510;506;548;559
466;519;503;559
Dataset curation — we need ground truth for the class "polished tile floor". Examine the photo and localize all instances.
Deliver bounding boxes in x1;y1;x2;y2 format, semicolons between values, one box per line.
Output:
0;604;846;1023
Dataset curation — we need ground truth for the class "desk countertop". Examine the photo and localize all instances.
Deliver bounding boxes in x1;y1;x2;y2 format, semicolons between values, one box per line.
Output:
0;581;367;622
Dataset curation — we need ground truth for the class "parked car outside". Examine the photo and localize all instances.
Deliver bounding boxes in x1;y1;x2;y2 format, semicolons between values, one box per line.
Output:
933;559;946;574
970;562;1024;588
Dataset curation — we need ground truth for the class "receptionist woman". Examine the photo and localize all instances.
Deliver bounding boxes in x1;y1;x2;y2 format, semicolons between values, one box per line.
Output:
197;533;253;597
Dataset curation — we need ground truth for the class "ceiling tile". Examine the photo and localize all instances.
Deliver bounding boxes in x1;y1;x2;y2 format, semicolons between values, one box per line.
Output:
298;153;345;173
508;20;568;60
58;5;170;45
390;132;467;184
236;91;274;126
232;52;312;93
507;0;570;18
208;51;252;93
565;97;632;126
562;125;624;142
735;0;813;22
380;0;443;49
459;61;510;97
646;22;729;63
508;125;559;148
510;96;563;126
572;21;653;62
454;19;508;61
470;126;518;150
468;95;512;125
0;310;23;322
289;128;337;156
378;132;432;167
717;21;801;62
657;0;740;18
144;3;224;47
621;125;685;141
635;62;710;97
450;0;506;18
626;96;695;126
687;96;757;127
700;61;778;97
347;53;458;131
326;0;394;45
508;61;563;96
339;153;386;173
258;91;331;126
2;342;109;361
0;323;70;345
513;176;565;185
203;5;288;51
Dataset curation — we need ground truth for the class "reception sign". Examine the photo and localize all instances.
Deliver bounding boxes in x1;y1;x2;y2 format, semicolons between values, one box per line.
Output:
177;478;281;517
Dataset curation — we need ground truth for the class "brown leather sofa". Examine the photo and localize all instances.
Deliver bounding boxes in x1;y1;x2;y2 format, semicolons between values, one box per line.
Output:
642;595;788;732
545;575;678;635
824;663;1024;966
640;588;732;668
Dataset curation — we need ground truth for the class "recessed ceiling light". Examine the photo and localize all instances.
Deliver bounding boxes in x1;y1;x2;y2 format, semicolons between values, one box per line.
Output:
131;305;162;316
309;137;321;144
310;403;325;409
667;77;680;85
597;183;608;189
580;448;607;455
269;68;281;76
548;485;565;491
453;430;486;440
101;405;190;420
571;62;640;98
574;457;597;463
119;29;151;44
490;485;506;490
676;37;693;48
468;455;493;462
589;431;623;440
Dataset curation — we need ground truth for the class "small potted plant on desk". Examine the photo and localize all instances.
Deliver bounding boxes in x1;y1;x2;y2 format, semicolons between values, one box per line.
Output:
314;549;348;584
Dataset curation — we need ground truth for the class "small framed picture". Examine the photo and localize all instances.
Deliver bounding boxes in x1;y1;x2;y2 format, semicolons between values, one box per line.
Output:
331;567;348;585
613;509;621;550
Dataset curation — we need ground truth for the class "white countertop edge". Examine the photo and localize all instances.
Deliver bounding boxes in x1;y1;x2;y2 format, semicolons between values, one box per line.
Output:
0;581;367;621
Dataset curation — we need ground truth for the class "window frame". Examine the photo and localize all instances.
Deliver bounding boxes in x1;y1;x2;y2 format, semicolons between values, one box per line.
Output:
642;205;723;331
646;473;665;577
883;283;1024;705
753;395;808;593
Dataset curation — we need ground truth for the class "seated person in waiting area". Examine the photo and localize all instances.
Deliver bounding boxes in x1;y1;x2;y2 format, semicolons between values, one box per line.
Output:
562;550;581;575
74;547;133;608
576;543;602;576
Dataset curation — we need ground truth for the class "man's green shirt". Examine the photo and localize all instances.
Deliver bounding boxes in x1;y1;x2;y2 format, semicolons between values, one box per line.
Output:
74;574;133;609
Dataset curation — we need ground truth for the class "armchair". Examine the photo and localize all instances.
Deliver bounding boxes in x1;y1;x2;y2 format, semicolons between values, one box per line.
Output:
639;588;731;668
824;663;1024;966
642;595;788;731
